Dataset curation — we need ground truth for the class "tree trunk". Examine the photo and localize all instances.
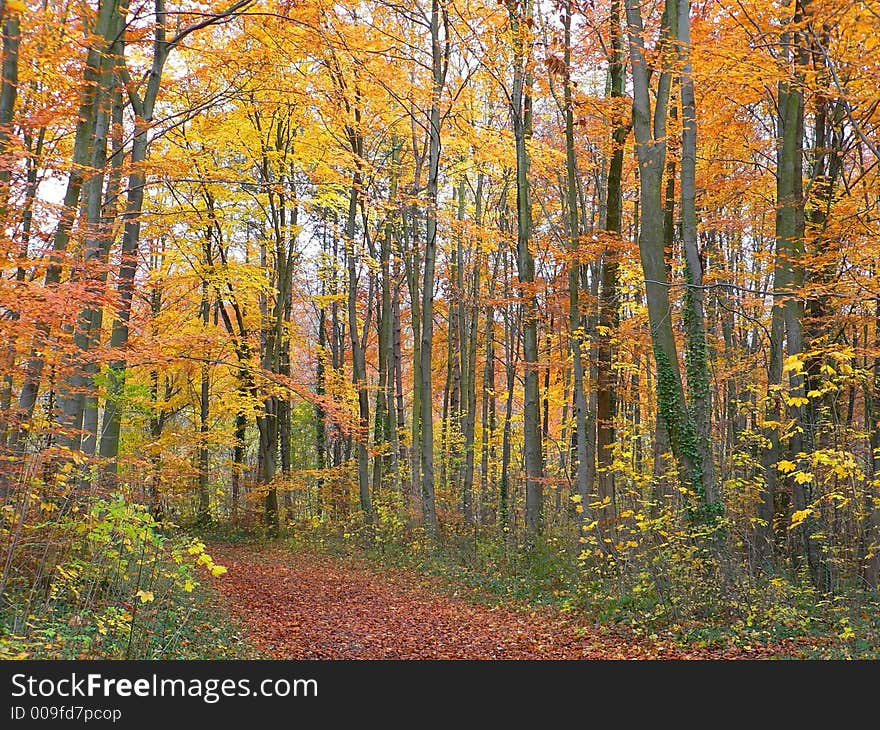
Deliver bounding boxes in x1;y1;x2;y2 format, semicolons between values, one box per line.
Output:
345;171;374;525
197;281;211;525
11;0;121;448
597;0;626;526
677;0;720;514
625;0;705;512
418;0;444;537
772;4;824;588
461;174;483;524
562;0;590;517
509;0;543;536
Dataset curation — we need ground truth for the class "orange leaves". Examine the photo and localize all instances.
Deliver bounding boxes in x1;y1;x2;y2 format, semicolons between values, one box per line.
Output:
4;0;27;15
209;542;813;660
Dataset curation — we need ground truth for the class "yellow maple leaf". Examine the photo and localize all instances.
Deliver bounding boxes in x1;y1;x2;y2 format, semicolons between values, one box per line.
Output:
135;589;154;603
782;354;804;374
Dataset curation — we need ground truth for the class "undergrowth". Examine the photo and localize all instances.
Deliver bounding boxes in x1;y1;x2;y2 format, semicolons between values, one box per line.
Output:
0;493;258;660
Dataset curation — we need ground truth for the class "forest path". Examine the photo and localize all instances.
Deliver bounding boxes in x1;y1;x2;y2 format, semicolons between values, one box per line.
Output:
208;542;801;660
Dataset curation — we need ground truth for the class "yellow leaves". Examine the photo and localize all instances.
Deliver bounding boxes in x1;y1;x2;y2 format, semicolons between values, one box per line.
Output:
589;495;612;510
187;540;206;556
782;354;804;374
828;347;855;364
789;509;810;529
784;395;809;408
183;579;194;592
777;460;796;474
55;564;79;581
135;589;155;604
189;542;227;578
793;471;813;485
6;0;27;14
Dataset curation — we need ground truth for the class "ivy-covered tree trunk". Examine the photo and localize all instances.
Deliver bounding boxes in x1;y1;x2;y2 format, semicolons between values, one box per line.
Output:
677;0;719;513
625;0;704;511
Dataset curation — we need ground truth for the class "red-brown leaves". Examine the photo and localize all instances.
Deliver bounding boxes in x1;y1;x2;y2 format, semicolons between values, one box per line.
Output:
209;543;805;660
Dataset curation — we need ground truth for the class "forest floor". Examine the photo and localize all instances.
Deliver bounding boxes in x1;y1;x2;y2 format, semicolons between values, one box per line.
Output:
208;542;819;660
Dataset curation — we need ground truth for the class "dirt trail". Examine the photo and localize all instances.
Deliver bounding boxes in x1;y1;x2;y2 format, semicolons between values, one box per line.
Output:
208;543;801;660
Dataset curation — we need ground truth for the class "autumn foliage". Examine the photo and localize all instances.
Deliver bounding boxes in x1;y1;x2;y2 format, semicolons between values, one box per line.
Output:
1;0;879;657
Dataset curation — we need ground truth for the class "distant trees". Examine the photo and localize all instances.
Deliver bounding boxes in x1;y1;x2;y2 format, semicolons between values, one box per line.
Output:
1;0;879;596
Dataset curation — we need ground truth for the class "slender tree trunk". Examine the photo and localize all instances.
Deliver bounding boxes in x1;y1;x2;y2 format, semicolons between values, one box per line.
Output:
864;294;880;591
500;292;517;530
0;11;21;220
563;4;590;515
597;0;626;526
479;253;499;524
461;175;483;524
345;173;374;525
315;221;332;517
0;125;43;449
509;0;543;536
772;4;824;587
677;0;719;513
418;0;444;536
197;281;210;524
393;270;406;494
81;73;124;458
371;141;400;500
56;26;123;453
